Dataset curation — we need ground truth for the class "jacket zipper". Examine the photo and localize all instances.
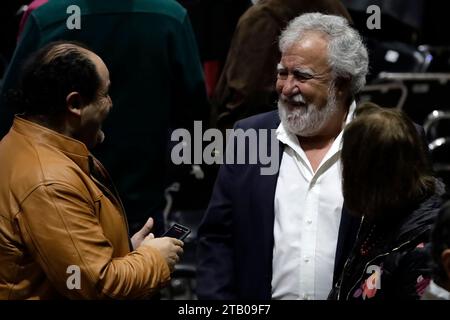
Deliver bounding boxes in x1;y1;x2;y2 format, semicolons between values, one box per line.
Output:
88;156;131;238
90;174;131;242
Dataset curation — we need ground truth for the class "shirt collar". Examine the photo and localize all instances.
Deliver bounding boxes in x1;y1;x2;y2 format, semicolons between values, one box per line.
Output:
425;280;450;300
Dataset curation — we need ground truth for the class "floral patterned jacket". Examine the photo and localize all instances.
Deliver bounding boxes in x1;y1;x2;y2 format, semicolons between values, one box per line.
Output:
329;183;445;300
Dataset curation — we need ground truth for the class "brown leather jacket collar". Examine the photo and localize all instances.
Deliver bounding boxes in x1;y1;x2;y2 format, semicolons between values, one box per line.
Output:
12;116;91;175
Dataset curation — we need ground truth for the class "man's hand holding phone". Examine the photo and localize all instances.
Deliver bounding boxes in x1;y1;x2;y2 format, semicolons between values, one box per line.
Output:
133;219;188;272
141;236;184;272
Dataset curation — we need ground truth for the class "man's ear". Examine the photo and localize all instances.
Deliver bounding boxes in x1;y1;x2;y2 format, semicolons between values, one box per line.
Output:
66;92;84;116
442;249;450;280
335;77;351;96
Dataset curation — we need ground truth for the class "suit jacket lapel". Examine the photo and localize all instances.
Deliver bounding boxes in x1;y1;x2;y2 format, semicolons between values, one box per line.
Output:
251;113;283;297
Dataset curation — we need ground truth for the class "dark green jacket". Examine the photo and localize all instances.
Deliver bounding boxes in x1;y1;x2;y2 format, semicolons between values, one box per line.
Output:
0;0;209;234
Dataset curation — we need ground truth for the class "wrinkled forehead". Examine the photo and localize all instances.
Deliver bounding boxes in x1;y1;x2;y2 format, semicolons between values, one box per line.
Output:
283;31;329;56
279;34;331;73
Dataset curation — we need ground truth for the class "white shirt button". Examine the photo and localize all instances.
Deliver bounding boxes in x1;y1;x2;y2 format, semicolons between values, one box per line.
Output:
307;219;312;224
304;257;310;263
303;293;310;300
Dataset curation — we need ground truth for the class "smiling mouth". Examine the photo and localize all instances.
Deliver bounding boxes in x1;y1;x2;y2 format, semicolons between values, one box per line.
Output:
282;99;306;108
291;101;307;107
280;93;306;107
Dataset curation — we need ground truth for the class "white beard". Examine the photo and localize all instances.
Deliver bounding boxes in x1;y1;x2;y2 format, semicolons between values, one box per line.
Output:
278;86;337;137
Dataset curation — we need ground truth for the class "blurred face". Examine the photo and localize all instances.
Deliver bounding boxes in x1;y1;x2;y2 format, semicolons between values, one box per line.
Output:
79;52;112;149
276;32;337;136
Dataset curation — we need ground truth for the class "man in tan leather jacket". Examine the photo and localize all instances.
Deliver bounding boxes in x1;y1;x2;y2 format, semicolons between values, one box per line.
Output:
0;42;183;299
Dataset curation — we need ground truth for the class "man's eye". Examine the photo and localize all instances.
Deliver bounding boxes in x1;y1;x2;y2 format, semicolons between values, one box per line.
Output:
277;70;288;78
293;71;313;81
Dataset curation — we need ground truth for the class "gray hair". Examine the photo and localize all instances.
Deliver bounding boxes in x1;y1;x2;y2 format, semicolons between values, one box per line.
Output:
279;13;368;95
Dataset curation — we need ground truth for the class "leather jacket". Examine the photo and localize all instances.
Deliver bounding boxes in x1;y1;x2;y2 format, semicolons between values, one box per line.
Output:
0;117;170;299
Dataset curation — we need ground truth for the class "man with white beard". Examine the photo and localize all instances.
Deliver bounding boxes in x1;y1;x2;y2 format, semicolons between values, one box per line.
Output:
197;12;369;300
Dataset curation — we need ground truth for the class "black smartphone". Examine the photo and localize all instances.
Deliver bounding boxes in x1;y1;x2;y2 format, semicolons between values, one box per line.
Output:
162;223;191;241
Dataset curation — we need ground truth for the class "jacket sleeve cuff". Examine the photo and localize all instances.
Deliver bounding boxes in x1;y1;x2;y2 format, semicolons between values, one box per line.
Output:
135;245;171;286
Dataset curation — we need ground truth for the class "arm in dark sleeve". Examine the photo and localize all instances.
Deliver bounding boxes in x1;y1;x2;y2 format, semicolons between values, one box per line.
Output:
389;243;433;299
196;122;244;299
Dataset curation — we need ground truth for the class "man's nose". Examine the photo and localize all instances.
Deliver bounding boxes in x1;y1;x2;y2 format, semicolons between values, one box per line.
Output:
281;77;299;97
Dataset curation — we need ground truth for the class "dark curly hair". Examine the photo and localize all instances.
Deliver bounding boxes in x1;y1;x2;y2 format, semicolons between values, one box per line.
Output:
8;41;100;116
431;201;450;286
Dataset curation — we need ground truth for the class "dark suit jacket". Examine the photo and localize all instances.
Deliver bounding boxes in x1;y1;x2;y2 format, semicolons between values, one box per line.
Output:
196;110;360;299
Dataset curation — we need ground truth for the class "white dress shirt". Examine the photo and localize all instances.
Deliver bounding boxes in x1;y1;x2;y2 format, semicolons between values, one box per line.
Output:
421;280;450;300
271;102;356;300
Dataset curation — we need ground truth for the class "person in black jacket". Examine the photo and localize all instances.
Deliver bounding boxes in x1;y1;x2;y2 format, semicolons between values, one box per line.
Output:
329;104;445;300
422;200;450;300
